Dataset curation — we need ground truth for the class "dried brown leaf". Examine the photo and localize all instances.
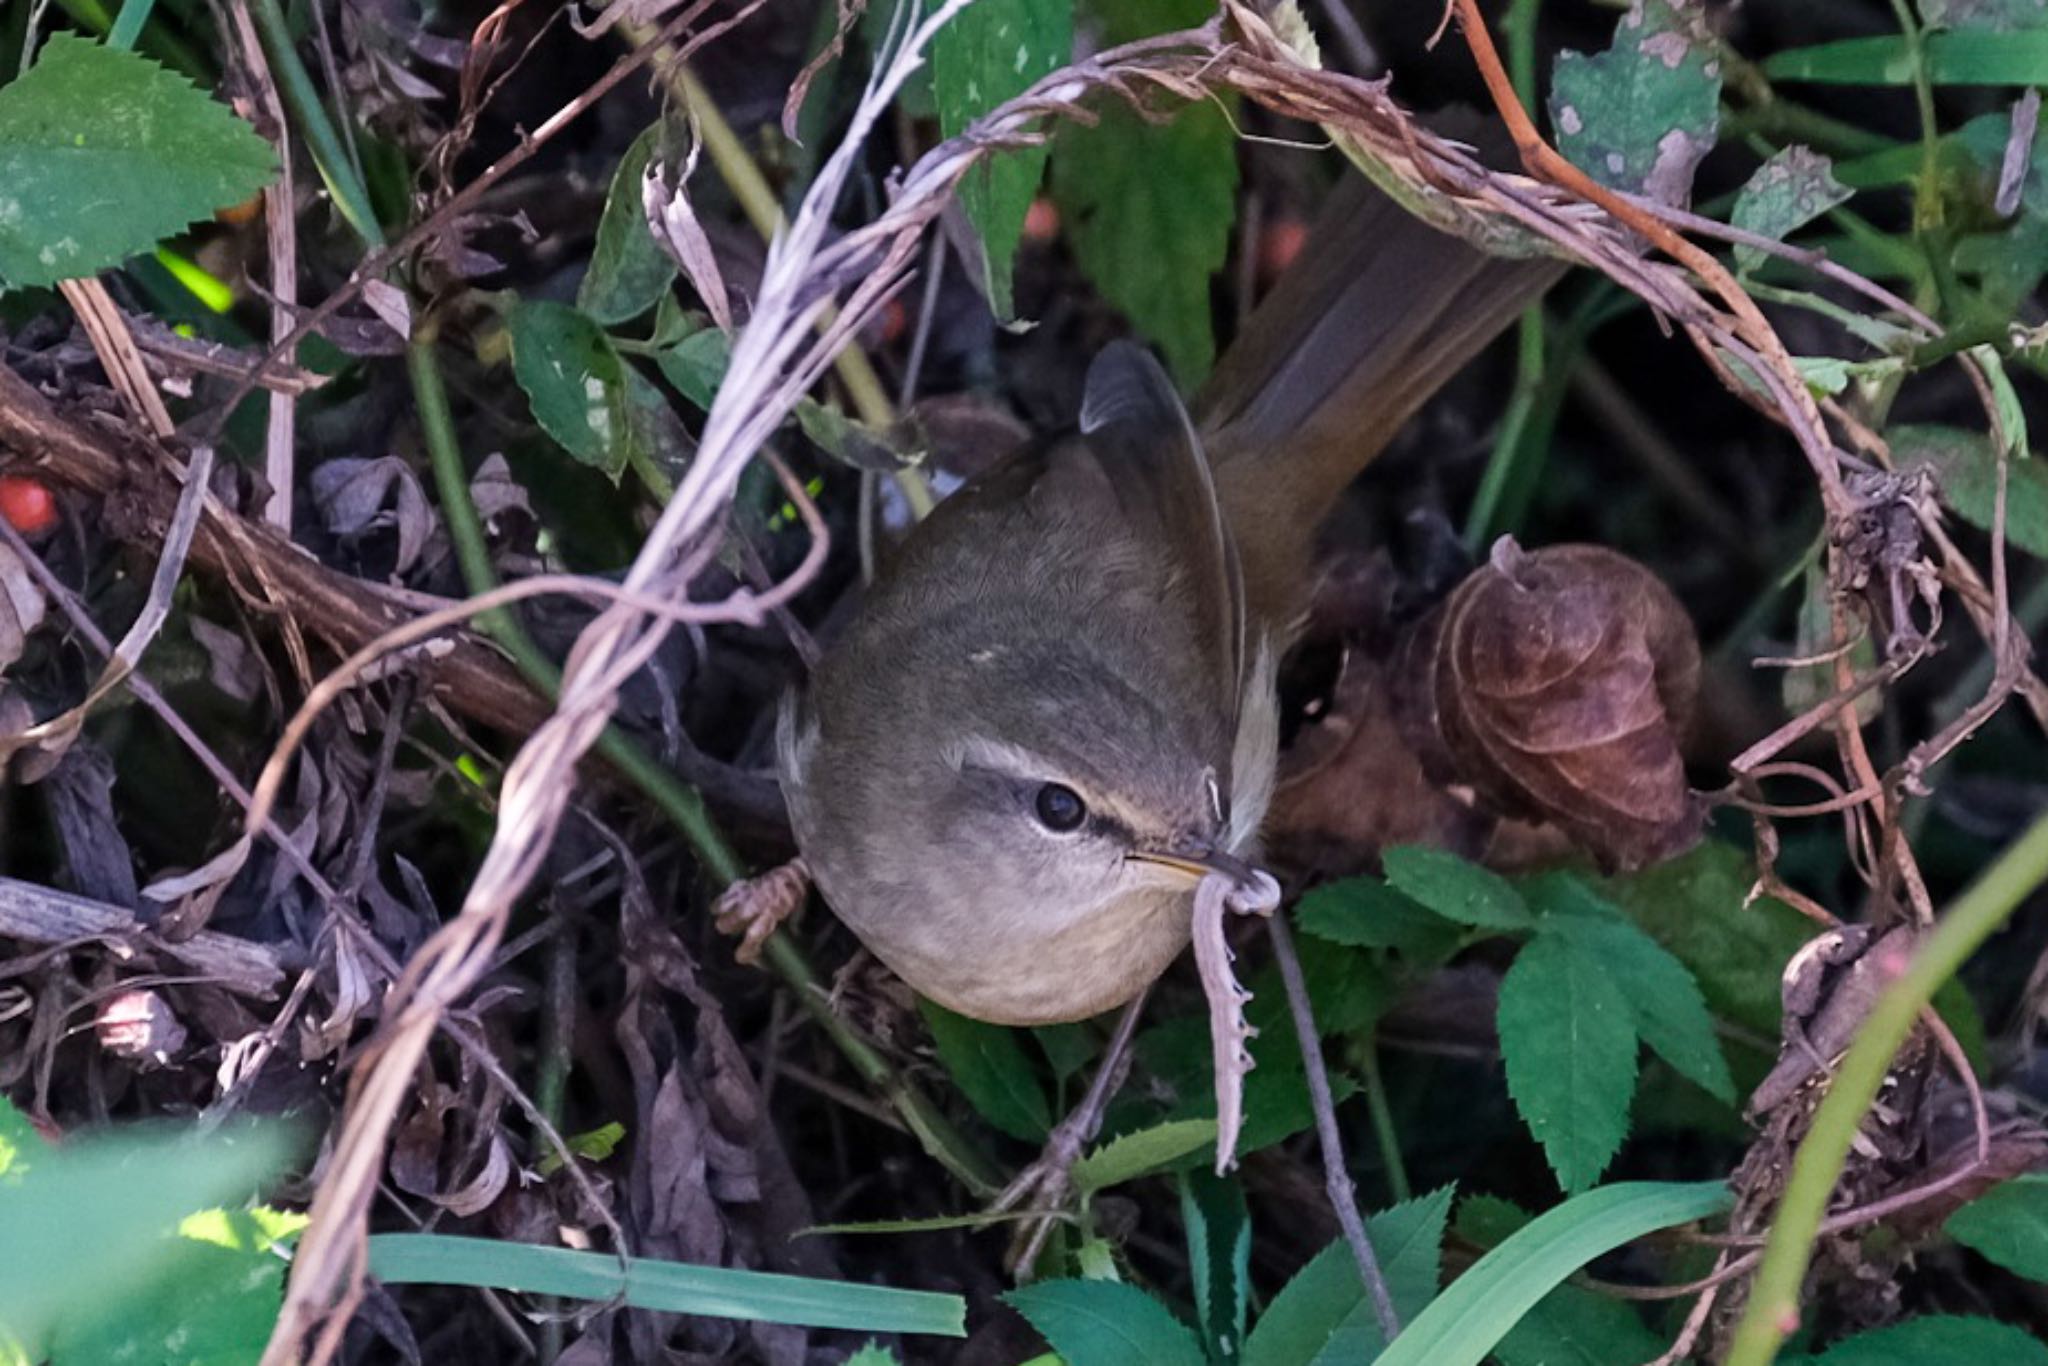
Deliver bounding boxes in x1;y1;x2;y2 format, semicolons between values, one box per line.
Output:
1426;539;1704;871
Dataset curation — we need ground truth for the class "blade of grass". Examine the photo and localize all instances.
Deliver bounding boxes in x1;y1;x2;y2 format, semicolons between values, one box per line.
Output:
366;1235;966;1338
1372;1181;1734;1366
1764;31;2048;87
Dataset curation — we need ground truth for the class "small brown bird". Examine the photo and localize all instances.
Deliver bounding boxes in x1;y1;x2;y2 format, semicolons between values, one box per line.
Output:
777;172;1563;1027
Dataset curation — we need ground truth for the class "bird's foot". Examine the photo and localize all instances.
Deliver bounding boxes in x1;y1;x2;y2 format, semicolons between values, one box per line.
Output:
711;858;810;965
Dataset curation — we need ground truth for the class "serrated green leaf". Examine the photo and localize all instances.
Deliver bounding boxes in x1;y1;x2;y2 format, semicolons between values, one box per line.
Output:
1765;30;2048;84
1800;1315;2048;1364
1733;145;1853;273
579;123;677;325
1498;934;1638;1193
1923;0;2048;30
1946;1174;2048;1280
1382;846;1534;931
1894;424;2048;559
1050;0;1235;387
1377;1182;1732;1366
1004;1279;1208;1366
1071;1118;1217;1193
508;300;636;479
1179;1170;1248;1361
920;1000;1051;1142
1529;878;1734;1103
1548;0;1720;206
1241;1186;1453;1366
0;33;276;288
1295;877;1465;961
932;0;1069;318
845;1341;904;1366
1597;841;1810;1037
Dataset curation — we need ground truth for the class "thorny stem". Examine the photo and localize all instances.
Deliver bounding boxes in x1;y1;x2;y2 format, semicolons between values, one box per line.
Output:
1269;914;1400;1343
259;0;997;1201
1723;809;2048;1366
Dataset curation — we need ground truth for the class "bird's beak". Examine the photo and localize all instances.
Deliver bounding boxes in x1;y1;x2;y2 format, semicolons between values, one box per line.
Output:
1127;841;1262;887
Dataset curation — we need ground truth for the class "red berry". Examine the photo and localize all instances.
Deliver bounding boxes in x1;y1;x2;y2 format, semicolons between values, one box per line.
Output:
1022;197;1060;244
1258;217;1309;284
875;296;909;348
0;475;57;536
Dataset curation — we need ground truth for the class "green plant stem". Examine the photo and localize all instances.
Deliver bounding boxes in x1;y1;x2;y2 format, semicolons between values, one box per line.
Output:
1723;809;2048;1366
250;0;383;248
50;0;209;78
645;40;936;520
258;0;999;1198
1356;1036;1411;1205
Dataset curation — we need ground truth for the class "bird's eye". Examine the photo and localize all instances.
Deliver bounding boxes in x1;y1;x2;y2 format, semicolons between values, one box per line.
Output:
1032;783;1087;833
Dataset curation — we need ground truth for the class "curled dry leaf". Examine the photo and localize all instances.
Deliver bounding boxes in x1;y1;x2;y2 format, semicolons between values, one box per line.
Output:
311;456;434;577
1403;539;1704;872
0;538;47;673
1191;868;1281;1175
643;124;734;333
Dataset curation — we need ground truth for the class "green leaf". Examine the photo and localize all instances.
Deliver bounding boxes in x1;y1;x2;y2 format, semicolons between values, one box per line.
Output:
1548;0;1721;206
1922;0;2048;30
1374;1182;1733;1366
368;1233;964;1336
1732;145;1853;273
1004;1279;1208;1366
1295;877;1465;961
50;1206;303;1366
0;1120;295;1352
1597;841;1812;1037
0;33;276;288
1179;1170;1248;1362
0;1095;49;1182
1530;878;1735;1103
932;0;1069;318
1799;1315;2048;1364
1050;0;1235;387
1241;1186;1453;1366
920;1000;1051;1141
1454;1195;1665;1366
655;325;732;410
1497;933;1638;1193
1765;30;2048;84
1894;424;2048;559
1946;1174;2048;1280
579;123;677;325
508;300;637;479
1071;1118;1217;1193
845;1342;904;1366
1381;846;1534;931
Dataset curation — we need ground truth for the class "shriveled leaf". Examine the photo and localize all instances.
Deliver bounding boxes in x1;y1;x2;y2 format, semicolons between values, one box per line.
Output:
1549;0;1721;207
1497;933;1638;1193
1241;1186;1453;1366
1382;846;1534;931
1426;541;1705;871
642;132;732;332
579;122;676;325
0;541;48;672
309;456;433;577
1050;0;1235;386
1894;424;2048;559
795;400;925;473
1732;145;1853;272
1946;1174;2048;1280
932;0;1070;317
1796;1315;2048;1364
919;1001;1050;1142
507;300;636;479
0;34;276;288
1529;877;1735;1103
1004;1279;1208;1366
